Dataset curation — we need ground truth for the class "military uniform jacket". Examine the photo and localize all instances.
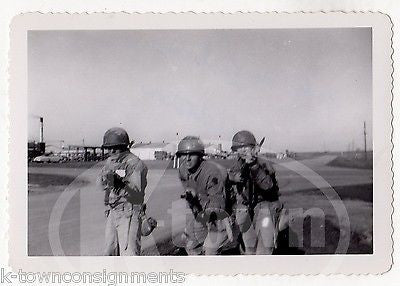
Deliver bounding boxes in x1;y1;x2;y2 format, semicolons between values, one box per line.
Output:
100;151;148;207
229;156;279;206
179;160;231;218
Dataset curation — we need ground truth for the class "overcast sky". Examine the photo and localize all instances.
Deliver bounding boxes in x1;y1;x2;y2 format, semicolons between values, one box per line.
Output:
28;28;372;152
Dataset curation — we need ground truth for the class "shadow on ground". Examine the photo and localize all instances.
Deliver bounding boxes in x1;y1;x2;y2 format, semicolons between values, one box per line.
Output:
143;183;373;256
143;216;372;256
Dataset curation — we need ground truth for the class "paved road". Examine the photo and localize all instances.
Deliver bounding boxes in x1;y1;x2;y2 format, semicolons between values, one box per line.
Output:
28;155;372;256
29;162;187;256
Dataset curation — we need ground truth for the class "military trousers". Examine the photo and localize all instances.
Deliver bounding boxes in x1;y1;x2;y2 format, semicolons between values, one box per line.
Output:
235;200;283;255
184;212;235;255
104;203;142;256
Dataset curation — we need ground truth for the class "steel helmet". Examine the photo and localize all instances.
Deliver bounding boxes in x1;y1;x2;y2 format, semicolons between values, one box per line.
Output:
231;130;257;151
176;136;205;156
102;127;130;148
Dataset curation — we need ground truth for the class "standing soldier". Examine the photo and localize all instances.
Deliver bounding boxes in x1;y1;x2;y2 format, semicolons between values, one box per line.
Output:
177;136;236;255
99;127;149;256
229;130;283;255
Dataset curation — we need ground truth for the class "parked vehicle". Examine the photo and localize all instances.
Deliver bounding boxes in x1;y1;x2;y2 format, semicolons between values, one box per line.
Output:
154;150;168;160
33;153;63;163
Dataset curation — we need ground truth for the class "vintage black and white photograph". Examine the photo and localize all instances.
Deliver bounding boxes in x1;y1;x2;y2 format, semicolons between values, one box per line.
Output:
8;13;392;275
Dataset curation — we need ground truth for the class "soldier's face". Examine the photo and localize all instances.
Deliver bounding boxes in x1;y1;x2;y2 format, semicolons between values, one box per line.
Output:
237;146;257;164
182;153;202;172
109;145;128;154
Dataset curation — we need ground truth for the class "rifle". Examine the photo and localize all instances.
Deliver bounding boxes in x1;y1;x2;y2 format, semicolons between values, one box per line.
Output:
259;137;265;148
244;136;266;218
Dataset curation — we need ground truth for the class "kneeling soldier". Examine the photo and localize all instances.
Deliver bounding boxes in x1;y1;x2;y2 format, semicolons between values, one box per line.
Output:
177;136;235;255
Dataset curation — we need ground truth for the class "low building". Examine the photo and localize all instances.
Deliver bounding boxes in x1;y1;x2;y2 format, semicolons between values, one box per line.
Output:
130;142;173;160
204;143;223;155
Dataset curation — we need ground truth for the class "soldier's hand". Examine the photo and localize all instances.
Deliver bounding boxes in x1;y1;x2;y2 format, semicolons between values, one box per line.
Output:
113;173;125;189
105;171;125;189
181;188;197;202
185;188;196;197
113;172;123;182
180;191;192;202
228;170;245;183
244;153;257;165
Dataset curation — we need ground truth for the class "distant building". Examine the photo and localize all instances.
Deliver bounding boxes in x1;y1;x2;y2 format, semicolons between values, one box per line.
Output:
130;142;174;160
204;143;222;155
45;145;63;155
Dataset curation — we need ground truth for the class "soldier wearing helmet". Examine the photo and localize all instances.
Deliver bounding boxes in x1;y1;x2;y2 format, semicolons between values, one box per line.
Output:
177;136;236;255
99;127;151;256
229;130;283;255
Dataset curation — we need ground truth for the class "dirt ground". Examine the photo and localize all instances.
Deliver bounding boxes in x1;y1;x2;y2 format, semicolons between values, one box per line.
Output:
28;156;373;256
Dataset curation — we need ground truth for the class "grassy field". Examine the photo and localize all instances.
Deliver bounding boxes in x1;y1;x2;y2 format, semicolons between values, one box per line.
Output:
28;159;173;169
278;185;372;254
293;152;339;160
29;161;99;169
29;173;88;188
327;151;373;169
28;160;171;193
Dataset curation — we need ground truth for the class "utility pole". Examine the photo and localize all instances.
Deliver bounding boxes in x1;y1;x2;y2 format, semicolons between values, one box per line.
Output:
363;121;367;160
39;117;44;143
174;132;179;169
